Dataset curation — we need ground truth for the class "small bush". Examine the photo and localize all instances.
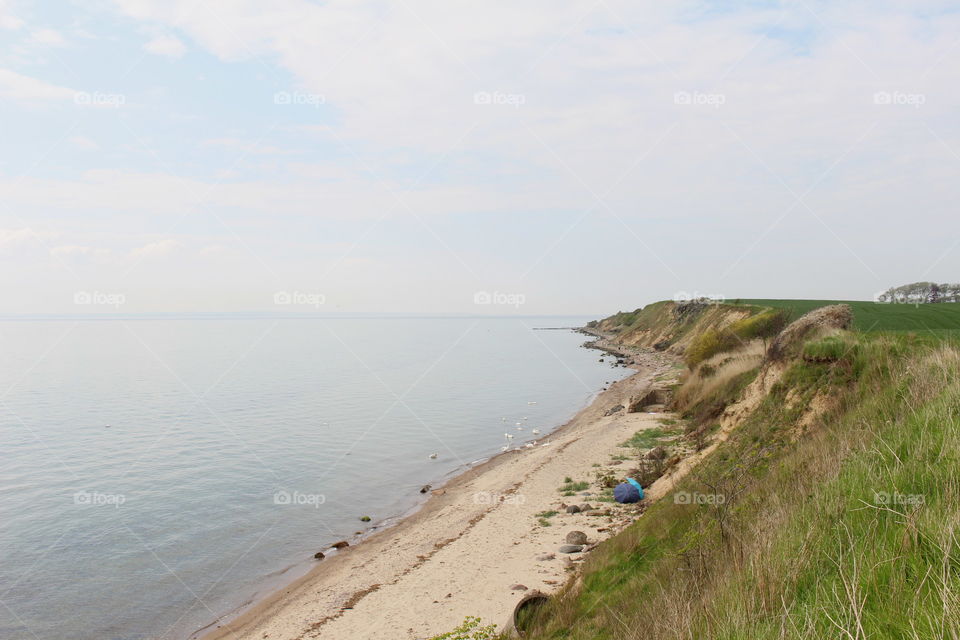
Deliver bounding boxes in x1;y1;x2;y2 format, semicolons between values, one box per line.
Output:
428;616;498;640
727;308;790;341
595;470;619;488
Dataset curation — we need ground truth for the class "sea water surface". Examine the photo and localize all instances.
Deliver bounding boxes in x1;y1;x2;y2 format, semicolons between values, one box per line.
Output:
0;315;631;640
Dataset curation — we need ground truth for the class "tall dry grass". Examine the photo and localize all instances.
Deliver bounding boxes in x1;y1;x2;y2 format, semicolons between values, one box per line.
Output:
521;333;960;640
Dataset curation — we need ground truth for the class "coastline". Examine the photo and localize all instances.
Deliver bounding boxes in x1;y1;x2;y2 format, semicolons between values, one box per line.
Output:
195;337;678;640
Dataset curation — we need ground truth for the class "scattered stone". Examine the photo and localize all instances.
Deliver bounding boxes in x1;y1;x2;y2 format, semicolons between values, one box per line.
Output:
603;404;624;417
420;485;432;494
559;544;584;554
565;505;581;514
578;504;593;512
331;541;350;549
360;516;371;522
510;584;528;591
313;551;325;560
609;460;623;465
565;531;588;545
536;553;555;561
583;510;606;517
580;492;592;497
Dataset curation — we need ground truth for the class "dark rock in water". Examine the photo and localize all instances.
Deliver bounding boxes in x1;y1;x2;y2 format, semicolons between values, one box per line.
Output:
314;551;325;560
565;531;588;545
331;541;349;549
420;484;431;494
510;584;528;591
559;544;584;554
565;505;581;514
360;515;371;522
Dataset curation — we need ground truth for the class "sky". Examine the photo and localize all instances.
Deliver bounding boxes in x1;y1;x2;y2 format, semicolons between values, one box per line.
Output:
1;0;959;315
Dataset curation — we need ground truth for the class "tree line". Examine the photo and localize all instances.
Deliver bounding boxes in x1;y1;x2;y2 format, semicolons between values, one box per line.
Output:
875;281;960;303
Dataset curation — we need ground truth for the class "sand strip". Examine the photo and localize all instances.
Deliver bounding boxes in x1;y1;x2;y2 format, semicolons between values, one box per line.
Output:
197;346;679;640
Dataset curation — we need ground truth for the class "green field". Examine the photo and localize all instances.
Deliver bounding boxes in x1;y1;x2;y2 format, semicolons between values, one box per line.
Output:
734;298;960;333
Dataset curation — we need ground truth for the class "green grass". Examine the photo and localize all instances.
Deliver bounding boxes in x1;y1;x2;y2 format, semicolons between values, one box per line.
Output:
621;427;678;450
521;328;960;640
736;298;960;334
558;480;590;494
536;509;559;528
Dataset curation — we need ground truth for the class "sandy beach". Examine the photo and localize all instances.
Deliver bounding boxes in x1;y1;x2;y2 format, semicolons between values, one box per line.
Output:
197;340;681;640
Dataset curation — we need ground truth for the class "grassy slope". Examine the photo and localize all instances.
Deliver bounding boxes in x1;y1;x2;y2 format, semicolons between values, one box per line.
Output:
736;298;960;333
519;304;960;640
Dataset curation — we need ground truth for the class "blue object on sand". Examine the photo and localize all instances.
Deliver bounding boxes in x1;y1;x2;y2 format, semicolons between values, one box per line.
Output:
614;479;644;503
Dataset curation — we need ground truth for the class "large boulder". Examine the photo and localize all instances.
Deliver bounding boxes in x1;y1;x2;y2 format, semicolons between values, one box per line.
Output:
565;530;588;545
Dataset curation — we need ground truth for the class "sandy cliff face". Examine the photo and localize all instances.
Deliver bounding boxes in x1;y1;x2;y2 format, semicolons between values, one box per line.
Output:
596;301;752;353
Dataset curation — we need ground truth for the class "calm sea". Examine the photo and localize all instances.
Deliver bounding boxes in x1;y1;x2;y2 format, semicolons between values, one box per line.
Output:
0;315;629;640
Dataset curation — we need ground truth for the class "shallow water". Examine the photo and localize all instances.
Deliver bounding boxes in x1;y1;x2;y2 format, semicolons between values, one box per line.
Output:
0;315;629;640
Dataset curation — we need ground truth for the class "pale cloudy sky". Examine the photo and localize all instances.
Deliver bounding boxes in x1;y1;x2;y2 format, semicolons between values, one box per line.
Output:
1;1;958;314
